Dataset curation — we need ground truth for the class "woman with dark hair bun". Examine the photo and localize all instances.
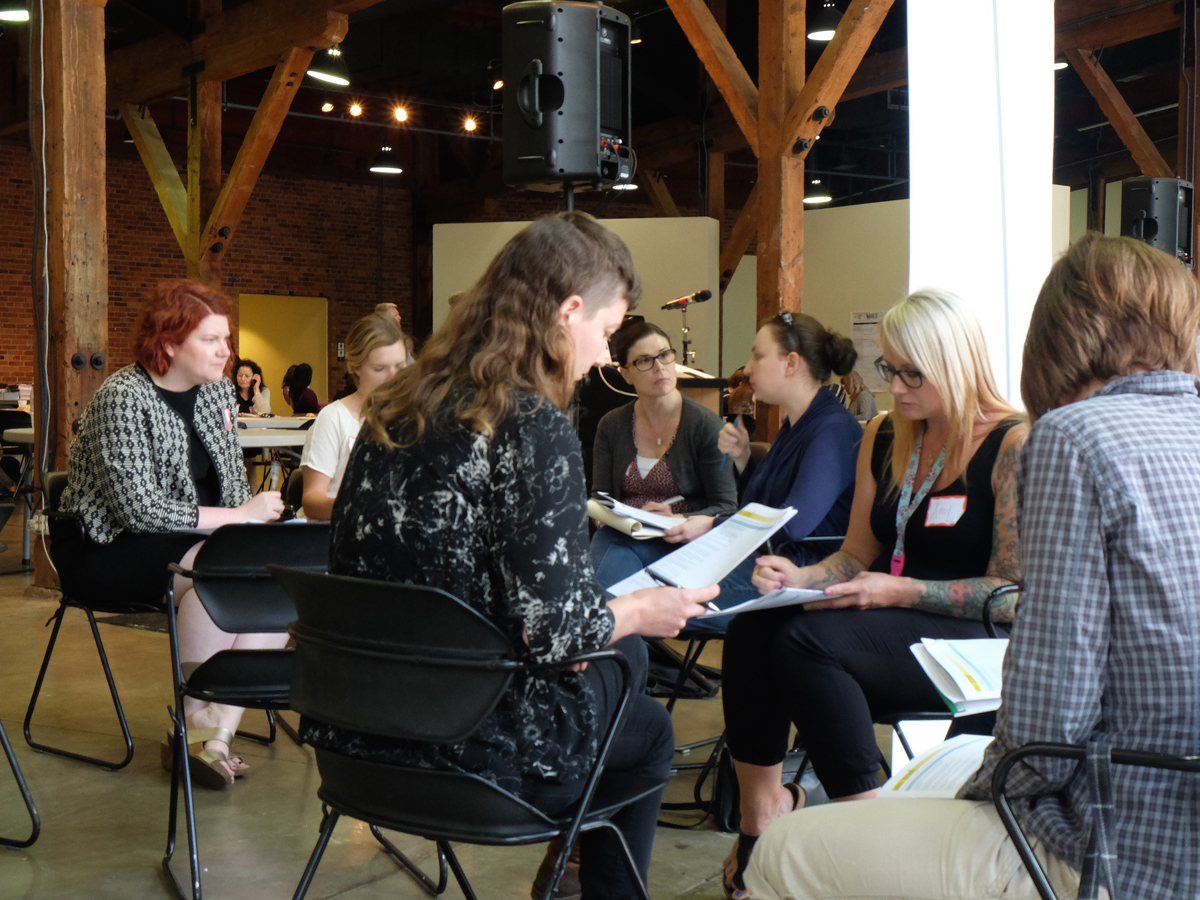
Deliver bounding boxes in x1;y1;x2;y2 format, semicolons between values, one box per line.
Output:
590;319;738;590
657;311;864;631
282;362;321;415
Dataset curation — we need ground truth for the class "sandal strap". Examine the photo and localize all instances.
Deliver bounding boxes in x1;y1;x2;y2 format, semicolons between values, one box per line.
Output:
183;725;236;747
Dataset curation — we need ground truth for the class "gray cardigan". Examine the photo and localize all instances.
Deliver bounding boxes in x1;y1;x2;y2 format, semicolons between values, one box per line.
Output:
592;395;738;518
62;363;252;544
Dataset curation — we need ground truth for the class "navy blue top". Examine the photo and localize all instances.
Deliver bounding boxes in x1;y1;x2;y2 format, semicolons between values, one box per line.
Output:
737;387;862;566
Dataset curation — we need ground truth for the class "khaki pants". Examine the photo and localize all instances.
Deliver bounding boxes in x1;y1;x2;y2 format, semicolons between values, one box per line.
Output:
744;799;1094;900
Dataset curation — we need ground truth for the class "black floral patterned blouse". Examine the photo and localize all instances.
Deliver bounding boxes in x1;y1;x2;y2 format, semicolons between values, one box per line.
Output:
304;388;617;793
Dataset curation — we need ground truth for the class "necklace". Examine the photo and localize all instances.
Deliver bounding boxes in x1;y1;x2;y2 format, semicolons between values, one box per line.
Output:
634;404;679;454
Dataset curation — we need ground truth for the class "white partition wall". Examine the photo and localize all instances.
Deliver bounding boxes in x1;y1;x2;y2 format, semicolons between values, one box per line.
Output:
906;0;1055;401
432;218;721;373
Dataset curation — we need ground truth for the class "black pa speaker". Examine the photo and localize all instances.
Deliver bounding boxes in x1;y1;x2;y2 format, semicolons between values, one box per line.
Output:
1121;176;1194;269
502;1;634;190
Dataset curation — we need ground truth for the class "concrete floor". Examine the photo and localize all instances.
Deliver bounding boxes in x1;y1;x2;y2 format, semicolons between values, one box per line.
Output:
0;516;737;900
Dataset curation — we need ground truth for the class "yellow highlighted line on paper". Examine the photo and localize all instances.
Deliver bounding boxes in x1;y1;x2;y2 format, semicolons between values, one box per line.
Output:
947;658;981;692
736;510;777;525
888;752;939;791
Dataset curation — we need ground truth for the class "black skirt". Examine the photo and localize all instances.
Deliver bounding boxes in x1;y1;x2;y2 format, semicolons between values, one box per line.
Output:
49;520;205;609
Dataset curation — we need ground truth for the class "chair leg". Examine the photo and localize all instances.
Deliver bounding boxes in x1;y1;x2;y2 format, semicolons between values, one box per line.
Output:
0;716;39;849
23;601;135;770
441;843;478;900
292;809;340;900
584;820;652;900
235;709;277;746
892;722;916;762
162;710;203;900
275;711;305;748
370;825;449;896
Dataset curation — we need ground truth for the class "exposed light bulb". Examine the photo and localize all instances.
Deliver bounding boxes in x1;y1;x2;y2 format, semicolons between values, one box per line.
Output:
394;107;408;122
463;117;478;132
349;103;363;117
493;80;504;91
321;102;334;113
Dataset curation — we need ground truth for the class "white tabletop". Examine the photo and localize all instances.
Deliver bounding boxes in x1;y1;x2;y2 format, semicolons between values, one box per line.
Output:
238;429;308;449
2;427;34;444
237;415;313;429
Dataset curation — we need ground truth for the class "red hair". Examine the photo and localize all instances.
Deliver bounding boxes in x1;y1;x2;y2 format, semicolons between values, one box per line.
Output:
134;280;234;377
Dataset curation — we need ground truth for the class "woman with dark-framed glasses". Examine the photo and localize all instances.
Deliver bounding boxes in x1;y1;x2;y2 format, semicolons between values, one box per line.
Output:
717;289;1027;897
590;320;738;590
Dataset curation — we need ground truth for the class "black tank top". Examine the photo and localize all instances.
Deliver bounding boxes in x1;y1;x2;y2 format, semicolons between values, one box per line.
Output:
868;415;1020;581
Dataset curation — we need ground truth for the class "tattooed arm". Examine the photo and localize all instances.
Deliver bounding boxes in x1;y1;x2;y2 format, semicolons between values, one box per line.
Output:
752;414;886;593
808;422;1027;619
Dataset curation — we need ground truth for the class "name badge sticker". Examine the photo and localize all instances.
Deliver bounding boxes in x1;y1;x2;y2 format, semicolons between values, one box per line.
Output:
925;495;967;527
222;408;233;431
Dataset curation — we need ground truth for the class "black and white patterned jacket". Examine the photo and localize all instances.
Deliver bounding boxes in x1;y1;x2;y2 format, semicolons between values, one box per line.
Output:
62;363;251;544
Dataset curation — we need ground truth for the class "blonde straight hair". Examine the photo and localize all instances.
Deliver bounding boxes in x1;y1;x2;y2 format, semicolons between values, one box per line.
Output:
881;289;1017;491
344;313;404;383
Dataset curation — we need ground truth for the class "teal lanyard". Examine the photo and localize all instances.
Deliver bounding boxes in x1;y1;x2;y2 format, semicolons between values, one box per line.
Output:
891;431;947;577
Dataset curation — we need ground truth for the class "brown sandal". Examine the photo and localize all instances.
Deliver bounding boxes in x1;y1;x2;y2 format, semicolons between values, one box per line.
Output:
159;725;247;790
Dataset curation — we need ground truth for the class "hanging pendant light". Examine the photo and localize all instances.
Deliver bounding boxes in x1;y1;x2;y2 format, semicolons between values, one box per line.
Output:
308;44;351;86
369;147;403;175
807;1;841;41
803;178;832;205
0;2;29;23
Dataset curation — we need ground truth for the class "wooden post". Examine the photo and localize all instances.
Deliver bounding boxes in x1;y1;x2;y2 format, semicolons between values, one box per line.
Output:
756;0;805;325
35;0;108;474
189;2;225;286
640;170;682;216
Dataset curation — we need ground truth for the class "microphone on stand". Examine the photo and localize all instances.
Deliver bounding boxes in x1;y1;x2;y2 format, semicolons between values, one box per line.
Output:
661;289;712;311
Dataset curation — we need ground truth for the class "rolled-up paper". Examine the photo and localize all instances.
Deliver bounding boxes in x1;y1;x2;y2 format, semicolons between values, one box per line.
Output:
587;499;665;540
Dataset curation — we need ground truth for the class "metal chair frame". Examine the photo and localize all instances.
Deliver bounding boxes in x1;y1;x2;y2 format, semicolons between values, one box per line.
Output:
161;523;330;900
273;568;664;900
992;741;1200;900
0;715;39;849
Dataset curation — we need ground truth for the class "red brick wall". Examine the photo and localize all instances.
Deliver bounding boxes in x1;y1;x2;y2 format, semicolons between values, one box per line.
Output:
0;143;412;397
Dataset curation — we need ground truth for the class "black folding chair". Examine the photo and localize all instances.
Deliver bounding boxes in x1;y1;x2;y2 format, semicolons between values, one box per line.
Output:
0;714;39;849
270;567;667;900
162;522;330;900
992;741;1200;900
23;472;162;769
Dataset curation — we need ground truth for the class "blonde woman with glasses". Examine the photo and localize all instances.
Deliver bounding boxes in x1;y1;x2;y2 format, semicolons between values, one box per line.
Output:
718;289;1027;897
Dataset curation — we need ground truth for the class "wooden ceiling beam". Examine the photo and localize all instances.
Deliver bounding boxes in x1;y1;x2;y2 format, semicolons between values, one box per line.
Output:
199;47;315;272
784;0;895;158
105;0;359;109
640;170;682;216
719;182;759;297
1064;47;1174;178
665;0;760;156
1056;0;1180;53
120;104;189;252
841;46;905;101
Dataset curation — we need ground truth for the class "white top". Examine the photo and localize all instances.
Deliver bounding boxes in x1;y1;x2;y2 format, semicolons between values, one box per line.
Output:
635;454;658;478
300;400;362;497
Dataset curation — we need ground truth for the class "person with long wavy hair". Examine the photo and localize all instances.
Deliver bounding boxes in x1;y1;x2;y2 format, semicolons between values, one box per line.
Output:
308;212;718;900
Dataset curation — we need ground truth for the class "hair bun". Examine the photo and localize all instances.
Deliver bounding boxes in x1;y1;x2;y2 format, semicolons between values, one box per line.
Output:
826;331;858;377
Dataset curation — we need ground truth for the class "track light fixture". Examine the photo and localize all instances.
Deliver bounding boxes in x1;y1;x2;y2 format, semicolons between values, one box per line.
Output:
308;44;351;86
807;1;841;41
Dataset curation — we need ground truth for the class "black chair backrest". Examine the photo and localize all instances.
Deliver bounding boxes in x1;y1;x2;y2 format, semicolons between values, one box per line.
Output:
45;472;68;512
190;523;330;634
270;567;515;745
286;468;304;510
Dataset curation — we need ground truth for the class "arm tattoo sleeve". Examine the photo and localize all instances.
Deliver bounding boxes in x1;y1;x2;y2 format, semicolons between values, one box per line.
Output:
805;551;867;589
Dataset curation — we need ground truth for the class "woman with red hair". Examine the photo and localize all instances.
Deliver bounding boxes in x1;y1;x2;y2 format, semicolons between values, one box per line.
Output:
55;279;284;789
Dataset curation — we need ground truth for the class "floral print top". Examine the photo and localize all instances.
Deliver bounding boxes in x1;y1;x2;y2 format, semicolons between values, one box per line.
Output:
304;388;617;793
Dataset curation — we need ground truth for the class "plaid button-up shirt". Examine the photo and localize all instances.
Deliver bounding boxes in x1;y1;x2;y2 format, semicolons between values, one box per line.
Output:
960;371;1200;900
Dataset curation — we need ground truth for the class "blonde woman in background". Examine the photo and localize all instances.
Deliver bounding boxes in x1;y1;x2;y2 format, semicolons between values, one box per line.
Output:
300;314;407;520
840;369;878;421
719;290;1027;896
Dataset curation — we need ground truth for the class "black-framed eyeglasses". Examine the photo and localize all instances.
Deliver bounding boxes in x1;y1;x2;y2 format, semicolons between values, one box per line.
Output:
874;356;924;389
630;348;677;371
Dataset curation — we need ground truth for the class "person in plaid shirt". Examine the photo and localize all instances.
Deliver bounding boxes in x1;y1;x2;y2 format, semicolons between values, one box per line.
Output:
741;233;1199;900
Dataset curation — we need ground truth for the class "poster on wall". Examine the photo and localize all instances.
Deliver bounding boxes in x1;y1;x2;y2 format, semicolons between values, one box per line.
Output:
851;311;888;393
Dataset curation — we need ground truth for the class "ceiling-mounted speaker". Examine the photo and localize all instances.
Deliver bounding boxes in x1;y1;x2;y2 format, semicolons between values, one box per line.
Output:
1121;176;1194;269
502;1;634;190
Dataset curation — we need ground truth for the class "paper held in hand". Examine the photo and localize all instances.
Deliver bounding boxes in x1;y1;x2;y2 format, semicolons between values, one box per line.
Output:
910;638;1008;716
592;492;685;531
604;503;825;617
586;499;666;539
879;733;993;799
